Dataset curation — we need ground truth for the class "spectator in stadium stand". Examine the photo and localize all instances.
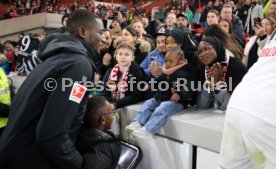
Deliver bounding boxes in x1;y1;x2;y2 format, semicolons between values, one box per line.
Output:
204;24;244;60
0;45;10;75
196;36;247;111
141;16;150;32
207;9;220;26
166;28;199;68
99;29;116;77
245;0;264;36
176;13;192;34
237;0;251;27
147;8;177;36
199;1;213;28
268;1;276;19
219;19;245;47
183;4;193;22
102;43;146;109
220;5;245;46
0;10;101;169
118;11;129;29
140;27;169;80
126;47;197;137
131;19;155;51
3;40;16;71
213;0;223;12
243;16;276;69
114;26;151;64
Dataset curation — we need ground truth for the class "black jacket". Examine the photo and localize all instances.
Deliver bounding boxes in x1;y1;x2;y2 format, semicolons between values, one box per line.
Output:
103;62;146;108
154;65;197;106
76;127;121;169
197;57;247;93
0;32;97;169
232;15;245;46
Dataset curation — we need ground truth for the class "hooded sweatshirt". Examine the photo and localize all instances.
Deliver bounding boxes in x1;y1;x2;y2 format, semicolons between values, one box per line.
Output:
0;31;97;169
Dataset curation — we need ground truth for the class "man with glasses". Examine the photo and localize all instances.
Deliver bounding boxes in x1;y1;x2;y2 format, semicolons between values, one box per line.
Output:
76;96;121;169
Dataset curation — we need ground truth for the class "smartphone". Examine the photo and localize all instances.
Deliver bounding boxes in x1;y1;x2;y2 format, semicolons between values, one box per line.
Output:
150;56;159;66
254;17;261;27
154;8;164;20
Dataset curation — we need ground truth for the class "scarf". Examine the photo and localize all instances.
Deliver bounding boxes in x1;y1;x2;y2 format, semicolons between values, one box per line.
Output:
162;60;188;75
205;54;230;92
108;64;129;101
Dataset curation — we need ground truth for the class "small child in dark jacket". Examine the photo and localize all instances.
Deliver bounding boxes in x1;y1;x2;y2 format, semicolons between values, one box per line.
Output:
76;96;121;169
126;47;197;136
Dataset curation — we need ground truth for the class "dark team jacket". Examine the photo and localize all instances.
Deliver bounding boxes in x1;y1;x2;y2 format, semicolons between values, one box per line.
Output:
0;32;97;169
103;61;146;109
76;127;121;169
154;65;197;106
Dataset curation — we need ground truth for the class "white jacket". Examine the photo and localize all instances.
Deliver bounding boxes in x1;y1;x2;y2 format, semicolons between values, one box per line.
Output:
245;4;263;33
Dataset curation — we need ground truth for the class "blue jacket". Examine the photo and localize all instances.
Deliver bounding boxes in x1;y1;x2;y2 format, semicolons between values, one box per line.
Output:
140;49;165;80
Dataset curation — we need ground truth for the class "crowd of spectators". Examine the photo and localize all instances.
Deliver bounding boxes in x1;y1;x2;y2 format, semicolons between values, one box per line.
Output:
0;0;275;168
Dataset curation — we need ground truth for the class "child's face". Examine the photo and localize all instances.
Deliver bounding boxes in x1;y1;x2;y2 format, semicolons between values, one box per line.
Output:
165;51;182;69
116;48;134;67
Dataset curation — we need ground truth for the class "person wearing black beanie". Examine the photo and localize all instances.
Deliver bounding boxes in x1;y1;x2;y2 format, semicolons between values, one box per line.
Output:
166;28;200;67
196;36;247;111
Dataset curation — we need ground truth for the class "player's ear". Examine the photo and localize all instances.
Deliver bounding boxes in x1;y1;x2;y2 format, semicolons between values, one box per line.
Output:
99;116;105;125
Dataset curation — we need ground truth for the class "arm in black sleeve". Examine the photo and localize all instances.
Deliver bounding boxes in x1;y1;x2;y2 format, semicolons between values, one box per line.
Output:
36;58;93;169
115;69;146;108
178;75;197;100
227;59;247;93
147;20;157;37
234;21;245;46
0;103;9;117
102;18;108;29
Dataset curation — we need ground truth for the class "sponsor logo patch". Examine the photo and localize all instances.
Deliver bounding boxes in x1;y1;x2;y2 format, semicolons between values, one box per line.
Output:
69;82;87;104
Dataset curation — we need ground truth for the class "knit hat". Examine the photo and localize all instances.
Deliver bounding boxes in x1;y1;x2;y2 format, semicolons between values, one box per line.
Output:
168;28;197;51
201;36;226;63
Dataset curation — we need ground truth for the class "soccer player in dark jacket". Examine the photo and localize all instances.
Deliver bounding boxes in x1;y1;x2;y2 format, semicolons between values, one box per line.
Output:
0;10;101;169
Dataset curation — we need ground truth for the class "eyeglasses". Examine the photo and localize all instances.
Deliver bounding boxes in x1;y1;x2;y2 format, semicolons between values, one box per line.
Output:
101;110;117;116
198;45;214;55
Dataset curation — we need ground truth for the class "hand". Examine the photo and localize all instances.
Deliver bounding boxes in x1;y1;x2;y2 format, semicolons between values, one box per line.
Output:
151;7;159;20
150;65;162;78
103;53;112;65
209;63;223;84
94;73;101;82
171;88;177;94
254;24;266;37
170;93;181;102
142;84;150;91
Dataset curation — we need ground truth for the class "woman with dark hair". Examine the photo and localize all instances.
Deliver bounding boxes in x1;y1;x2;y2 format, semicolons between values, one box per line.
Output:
114;26;151;64
196;36;247;111
219;19;245;48
203;24;244;61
